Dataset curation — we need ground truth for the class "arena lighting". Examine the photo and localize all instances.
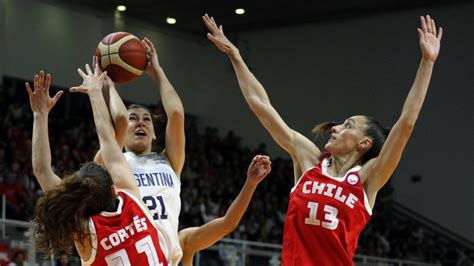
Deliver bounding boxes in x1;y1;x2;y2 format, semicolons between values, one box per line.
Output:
116;5;126;12
166;17;177;24
235;8;245;15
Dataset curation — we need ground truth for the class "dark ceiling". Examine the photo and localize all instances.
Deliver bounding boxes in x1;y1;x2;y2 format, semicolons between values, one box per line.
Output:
46;0;465;33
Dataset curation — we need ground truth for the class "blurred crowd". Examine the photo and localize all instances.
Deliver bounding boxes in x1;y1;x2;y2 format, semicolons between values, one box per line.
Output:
0;78;472;265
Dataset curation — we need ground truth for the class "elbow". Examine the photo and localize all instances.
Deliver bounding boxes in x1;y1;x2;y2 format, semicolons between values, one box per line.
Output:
399;114;417;132
32;166;43;178
115;113;128;131
221;218;239;235
247;96;267;114
169;108;185;122
396;118;416;136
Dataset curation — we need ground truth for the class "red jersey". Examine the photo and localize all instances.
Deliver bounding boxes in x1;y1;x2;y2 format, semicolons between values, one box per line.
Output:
282;157;372;266
82;190;167;266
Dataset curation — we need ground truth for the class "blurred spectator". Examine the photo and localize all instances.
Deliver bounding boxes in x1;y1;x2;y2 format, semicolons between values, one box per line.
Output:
0;78;471;264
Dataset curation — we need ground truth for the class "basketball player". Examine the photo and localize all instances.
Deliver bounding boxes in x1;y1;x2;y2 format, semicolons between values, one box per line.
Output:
203;14;442;265
27;67;167;264
95;37;185;265
179;155;272;266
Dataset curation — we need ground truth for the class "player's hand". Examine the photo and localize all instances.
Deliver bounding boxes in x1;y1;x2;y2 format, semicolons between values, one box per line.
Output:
247;155;272;185
93;56;115;89
202;14;239;57
142;37;161;78
418;15;442;63
70;63;107;94
25;71;63;115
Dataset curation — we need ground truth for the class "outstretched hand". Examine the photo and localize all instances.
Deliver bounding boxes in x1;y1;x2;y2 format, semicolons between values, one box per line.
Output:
418;15;443;62
247;155;272;185
142;37;162;78
70;63;107;94
93;56;115;89
25;71;63;115
202;14;239;56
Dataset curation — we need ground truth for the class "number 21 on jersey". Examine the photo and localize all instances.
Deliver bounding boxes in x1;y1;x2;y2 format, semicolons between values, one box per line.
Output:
143;196;168;220
305;201;339;230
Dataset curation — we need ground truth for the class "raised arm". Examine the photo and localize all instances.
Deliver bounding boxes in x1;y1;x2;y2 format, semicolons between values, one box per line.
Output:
143;37;185;176
93;56;128;165
179;155;271;266
203;14;320;179
362;15;443;204
70;64;139;198
26;71;63;192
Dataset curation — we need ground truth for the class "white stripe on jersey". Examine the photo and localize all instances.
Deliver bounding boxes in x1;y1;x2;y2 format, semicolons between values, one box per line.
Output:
124;152;183;265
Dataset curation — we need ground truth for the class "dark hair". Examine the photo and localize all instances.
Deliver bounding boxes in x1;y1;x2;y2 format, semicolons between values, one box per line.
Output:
127;103;164;124
312;116;390;164
360;116;391;164
32;162;116;255
312;121;338;139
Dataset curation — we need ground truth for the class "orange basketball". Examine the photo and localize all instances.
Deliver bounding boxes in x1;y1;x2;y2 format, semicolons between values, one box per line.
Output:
95;32;147;84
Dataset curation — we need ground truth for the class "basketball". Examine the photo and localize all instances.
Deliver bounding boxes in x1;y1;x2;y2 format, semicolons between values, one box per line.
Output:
95;32;147;84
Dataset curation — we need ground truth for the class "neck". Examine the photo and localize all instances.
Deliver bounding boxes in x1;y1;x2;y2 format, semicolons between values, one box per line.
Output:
327;153;361;177
125;147;151;156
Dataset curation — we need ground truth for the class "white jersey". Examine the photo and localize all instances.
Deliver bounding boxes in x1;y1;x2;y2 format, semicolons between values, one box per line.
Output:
124;151;182;265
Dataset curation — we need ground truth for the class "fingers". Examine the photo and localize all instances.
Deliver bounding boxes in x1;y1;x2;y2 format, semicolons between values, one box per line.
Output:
420;16;427;33
94;62;102;75
25;82;33;96
38;71;45;91
99;71;108;80
69;87;86;93
431;18;436;36
426;15;432;33
437;27;443;40
45;73;52;94
143;37;156;52
85;63;93;75
51;90;64;105
93;57;103;75
417;28;424;41
203;14;219;32
207;34;230;52
77;68;87;79
33;74;38;92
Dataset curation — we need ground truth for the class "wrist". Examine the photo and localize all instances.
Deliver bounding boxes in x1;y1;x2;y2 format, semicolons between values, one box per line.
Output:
228;49;241;60
33;112;49;119
420;57;436;66
244;178;259;188
88;89;103;99
149;67;164;81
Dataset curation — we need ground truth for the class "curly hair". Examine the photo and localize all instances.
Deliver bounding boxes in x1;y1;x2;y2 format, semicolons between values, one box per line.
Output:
32;162;116;255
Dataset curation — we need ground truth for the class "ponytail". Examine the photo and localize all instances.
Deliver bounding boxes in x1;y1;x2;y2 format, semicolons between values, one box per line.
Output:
312;121;337;139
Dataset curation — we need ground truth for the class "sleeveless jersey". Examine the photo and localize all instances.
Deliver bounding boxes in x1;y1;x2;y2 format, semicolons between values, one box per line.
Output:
124;152;182;265
282;157;372;266
82;190;167;265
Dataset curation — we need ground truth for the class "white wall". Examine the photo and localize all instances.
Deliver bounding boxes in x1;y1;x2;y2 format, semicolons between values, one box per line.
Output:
3;0;473;240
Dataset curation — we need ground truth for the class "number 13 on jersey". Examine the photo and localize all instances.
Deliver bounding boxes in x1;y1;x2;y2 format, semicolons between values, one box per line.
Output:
143;196;168;220
305;201;339;230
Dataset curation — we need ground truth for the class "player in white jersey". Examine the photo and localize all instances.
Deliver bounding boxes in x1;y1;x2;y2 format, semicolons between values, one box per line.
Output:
95;37;185;265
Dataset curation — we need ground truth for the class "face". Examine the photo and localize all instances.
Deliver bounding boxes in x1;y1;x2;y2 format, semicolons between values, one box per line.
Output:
325;115;371;155
124;108;156;154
